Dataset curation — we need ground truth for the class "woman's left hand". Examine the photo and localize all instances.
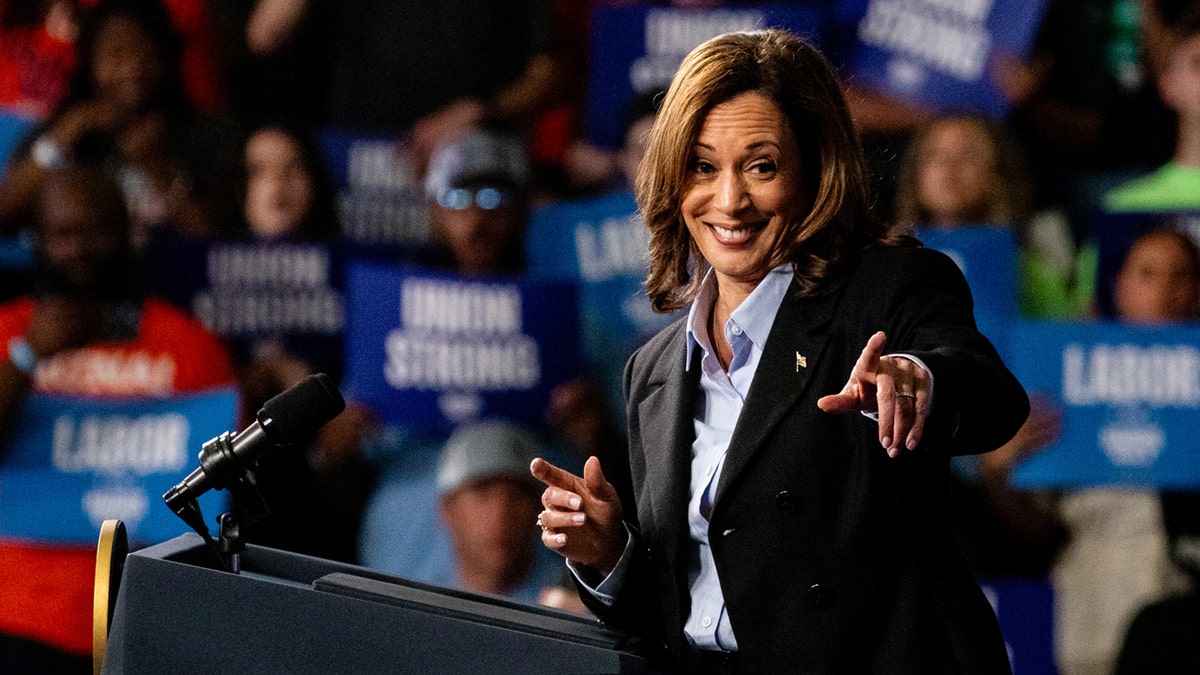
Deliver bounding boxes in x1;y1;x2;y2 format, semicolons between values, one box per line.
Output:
817;331;931;458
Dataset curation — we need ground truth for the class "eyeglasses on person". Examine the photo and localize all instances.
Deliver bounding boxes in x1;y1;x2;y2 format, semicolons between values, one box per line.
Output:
436;186;517;211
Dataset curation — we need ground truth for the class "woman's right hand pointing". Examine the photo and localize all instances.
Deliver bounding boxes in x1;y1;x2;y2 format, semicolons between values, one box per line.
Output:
530;455;625;576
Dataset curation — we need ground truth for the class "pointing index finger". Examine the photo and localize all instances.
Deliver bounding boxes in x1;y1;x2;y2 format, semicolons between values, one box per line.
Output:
856;331;887;376
530;457;582;492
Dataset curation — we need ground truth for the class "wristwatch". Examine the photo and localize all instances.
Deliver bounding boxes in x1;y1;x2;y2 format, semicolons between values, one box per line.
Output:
7;336;38;375
31;136;68;170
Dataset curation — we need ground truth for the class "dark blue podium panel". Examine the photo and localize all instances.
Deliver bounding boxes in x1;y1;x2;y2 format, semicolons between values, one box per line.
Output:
101;534;645;674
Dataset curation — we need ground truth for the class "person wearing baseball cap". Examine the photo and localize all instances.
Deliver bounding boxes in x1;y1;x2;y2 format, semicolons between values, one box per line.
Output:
424;129;531;276
436;419;554;600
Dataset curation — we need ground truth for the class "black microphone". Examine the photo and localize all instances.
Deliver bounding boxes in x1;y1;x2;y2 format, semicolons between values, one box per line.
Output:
163;373;346;517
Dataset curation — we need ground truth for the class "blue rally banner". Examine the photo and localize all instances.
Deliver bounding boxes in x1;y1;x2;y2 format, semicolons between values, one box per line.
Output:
526;190;679;416
344;261;581;431
1010;321;1200;488
0;388;239;544
846;0;1047;117
319;129;429;249
917;226;1018;360
585;3;823;149
143;237;346;378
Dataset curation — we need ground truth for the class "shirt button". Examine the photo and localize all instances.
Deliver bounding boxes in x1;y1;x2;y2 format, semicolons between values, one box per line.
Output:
701;616;713;628
730;324;743;336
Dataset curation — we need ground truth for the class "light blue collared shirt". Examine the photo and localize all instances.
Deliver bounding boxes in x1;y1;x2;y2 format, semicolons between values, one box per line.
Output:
568;266;792;647
679;264;795;651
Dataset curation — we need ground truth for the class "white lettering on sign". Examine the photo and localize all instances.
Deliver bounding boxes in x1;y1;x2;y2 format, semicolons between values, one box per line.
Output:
383;333;540;391
632;9;765;93
37;351;175;396
643;9;765;56
1062;343;1200;407
400;279;522;336
346;141;413;191
386;278;548;391
339;193;429;245
52;413;189;475
1099;422;1165;467
207;246;330;289
194;290;343;335
858;0;993;81
82;487;149;528
575;213;650;282
914;0;996;22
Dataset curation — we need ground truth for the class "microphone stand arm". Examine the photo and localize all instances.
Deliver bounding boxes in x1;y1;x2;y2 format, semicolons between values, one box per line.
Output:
217;465;272;574
165;431;274;573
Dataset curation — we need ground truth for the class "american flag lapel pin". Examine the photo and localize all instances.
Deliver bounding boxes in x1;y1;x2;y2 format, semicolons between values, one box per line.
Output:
796;352;806;372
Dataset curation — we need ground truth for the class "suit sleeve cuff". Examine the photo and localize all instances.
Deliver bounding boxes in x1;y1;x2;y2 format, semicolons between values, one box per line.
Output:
566;523;635;607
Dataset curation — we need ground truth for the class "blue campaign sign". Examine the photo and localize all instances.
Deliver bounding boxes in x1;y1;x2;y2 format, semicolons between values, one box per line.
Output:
526;190;679;414
847;0;1047;117
585;3;823;149
343;261;581;432
194;241;344;335
318;129;429;249
1090;210;1200;318
979;577;1056;675
1009;321;1200;488
526;191;643;280
144;237;347;379
917;226;1018;359
0;388;239;544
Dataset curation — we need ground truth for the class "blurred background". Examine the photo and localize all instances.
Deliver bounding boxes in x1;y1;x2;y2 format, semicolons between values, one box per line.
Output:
2;1;1200;672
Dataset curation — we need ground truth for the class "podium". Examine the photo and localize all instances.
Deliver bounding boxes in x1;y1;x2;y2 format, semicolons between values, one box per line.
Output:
99;533;646;673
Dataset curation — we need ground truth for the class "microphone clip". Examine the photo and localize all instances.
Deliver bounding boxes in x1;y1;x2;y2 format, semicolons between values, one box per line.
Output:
166;431;272;573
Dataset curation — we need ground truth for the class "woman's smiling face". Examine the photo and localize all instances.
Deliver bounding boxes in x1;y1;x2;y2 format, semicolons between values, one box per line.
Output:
681;91;804;292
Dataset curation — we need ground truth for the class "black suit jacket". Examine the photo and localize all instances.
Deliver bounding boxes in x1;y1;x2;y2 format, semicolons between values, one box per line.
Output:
594;245;1027;673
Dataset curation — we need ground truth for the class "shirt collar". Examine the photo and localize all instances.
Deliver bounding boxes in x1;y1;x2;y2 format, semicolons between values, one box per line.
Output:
685;264;794;368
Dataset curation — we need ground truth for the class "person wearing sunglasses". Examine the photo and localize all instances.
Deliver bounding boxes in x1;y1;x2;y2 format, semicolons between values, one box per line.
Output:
423;129;530;276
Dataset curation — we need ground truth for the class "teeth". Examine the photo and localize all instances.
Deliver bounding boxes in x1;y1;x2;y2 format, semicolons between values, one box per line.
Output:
712;225;752;243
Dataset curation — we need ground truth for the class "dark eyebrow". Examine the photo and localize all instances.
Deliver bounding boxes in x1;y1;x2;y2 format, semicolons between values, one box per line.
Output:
693;140;781;152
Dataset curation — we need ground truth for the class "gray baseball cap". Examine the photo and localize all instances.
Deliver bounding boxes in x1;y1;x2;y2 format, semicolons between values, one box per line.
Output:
436;420;541;496
424;130;530;201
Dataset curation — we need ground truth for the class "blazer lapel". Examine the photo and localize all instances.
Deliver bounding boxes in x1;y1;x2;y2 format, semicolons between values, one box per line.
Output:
636;325;699;604
714;284;839;506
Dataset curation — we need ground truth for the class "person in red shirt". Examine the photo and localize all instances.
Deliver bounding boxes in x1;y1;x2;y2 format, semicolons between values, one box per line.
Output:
0;1;78;120
0;163;234;672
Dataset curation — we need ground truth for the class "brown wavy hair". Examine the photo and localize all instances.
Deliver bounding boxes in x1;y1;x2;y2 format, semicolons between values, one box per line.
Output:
637;29;897;313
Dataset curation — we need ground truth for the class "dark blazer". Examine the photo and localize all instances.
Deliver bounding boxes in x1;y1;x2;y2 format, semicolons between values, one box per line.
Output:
595;245;1028;673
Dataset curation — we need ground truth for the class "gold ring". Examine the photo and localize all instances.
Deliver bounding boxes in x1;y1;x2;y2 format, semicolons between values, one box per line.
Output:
536;513;547;531
895;391;916;399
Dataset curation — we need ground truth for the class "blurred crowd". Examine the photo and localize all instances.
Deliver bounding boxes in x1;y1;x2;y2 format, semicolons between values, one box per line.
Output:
2;0;1200;673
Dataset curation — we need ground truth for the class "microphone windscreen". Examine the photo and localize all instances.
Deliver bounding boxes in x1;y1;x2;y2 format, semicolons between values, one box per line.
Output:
258;373;346;444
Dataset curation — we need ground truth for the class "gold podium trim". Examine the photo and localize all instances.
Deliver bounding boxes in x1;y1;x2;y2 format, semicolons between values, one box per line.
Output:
93;519;127;675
